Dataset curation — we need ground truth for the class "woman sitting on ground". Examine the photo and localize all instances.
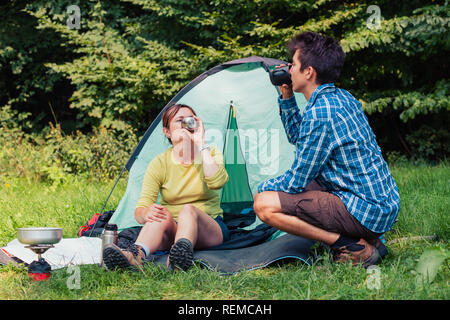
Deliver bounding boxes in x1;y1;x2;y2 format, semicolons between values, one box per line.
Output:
103;104;229;271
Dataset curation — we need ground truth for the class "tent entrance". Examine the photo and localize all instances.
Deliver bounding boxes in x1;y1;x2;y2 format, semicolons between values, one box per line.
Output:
220;102;254;213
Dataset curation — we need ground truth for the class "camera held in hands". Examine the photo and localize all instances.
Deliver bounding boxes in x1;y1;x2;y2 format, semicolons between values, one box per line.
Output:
269;65;292;86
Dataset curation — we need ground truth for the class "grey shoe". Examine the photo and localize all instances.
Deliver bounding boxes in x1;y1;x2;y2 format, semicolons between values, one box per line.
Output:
103;243;146;271
168;238;194;271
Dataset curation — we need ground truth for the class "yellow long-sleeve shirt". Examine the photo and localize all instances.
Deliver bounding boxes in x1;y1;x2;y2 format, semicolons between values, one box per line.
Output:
136;146;229;220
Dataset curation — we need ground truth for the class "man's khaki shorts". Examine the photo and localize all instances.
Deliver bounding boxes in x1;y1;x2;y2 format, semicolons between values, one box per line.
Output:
277;181;382;240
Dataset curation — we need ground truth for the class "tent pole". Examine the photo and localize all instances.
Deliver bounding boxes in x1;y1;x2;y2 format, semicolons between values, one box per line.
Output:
83;165;127;237
98;165;127;216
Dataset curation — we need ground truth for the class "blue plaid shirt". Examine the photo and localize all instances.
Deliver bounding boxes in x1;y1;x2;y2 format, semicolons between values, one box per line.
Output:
257;83;400;233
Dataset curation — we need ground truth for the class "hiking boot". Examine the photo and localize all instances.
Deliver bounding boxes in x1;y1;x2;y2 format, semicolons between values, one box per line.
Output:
368;238;388;259
103;243;146;271
332;238;381;268
168;238;194;271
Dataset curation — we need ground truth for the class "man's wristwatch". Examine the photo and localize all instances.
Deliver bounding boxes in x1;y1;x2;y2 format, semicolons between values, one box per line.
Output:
198;144;210;152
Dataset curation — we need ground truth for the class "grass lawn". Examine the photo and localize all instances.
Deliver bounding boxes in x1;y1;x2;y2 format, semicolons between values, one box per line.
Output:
0;162;449;300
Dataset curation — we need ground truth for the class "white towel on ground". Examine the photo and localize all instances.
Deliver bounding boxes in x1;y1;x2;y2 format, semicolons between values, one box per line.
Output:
1;237;102;270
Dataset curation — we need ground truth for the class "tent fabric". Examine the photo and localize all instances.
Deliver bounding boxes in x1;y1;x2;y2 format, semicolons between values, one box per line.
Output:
109;56;307;232
124;56;290;171
221;104;253;203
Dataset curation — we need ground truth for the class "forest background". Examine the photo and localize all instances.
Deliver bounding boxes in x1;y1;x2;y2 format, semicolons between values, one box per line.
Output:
1;0;449;184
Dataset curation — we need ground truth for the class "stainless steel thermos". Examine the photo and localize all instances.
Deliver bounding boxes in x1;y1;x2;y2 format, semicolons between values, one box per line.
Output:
100;223;118;267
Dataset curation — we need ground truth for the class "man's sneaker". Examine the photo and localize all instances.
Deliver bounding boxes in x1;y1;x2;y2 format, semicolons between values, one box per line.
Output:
332;238;381;268
168;238;194;271
103;243;146;271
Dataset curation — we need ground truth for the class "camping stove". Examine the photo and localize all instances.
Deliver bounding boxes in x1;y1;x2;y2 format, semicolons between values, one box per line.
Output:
17;228;62;281
25;244;54;281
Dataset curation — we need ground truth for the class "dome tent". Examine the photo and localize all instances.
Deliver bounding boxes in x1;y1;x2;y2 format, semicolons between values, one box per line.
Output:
108;56;308;232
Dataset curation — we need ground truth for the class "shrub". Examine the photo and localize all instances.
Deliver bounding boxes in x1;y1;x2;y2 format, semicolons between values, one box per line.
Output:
405;126;450;163
0;106;138;184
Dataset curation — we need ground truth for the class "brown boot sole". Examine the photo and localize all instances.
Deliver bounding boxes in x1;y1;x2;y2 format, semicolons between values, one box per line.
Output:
103;244;139;271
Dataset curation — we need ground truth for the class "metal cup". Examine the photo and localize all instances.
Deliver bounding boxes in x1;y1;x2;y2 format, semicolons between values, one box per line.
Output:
182;117;197;131
269;65;292;86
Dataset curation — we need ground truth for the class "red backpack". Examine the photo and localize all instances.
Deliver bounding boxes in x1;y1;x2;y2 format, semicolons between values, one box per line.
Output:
78;210;114;237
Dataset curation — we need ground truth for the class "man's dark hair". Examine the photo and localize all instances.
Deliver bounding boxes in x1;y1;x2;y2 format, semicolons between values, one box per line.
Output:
288;32;345;85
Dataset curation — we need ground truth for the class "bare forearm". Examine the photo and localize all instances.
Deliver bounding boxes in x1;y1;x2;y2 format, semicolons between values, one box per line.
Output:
201;148;219;178
134;207;147;224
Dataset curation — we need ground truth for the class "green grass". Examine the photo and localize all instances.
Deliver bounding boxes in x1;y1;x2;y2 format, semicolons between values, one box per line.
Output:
0;163;449;300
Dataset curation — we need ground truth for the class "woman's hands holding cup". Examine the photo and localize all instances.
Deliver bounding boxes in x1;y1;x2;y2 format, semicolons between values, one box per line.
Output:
177;116;204;147
191;116;205;147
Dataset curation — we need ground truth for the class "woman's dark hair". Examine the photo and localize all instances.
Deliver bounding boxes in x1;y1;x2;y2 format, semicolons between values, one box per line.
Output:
162;103;197;144
287;32;345;85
